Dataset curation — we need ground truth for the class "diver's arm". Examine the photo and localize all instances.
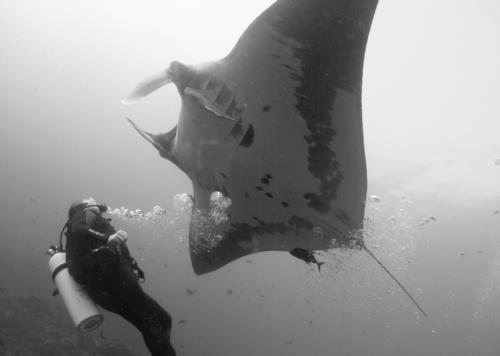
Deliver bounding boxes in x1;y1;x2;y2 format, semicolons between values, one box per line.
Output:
71;209;126;244
87;228;109;241
70;210;110;242
71;220;109;241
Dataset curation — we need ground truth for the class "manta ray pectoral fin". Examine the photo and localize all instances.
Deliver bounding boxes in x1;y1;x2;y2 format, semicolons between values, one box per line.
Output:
122;69;173;104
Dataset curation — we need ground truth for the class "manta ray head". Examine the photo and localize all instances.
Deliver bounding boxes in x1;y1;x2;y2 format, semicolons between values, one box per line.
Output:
126;59;247;196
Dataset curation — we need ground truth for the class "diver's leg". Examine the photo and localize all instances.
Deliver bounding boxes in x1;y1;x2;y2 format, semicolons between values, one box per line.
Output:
80;250;121;314
110;258;176;356
127;293;175;356
88;289;122;314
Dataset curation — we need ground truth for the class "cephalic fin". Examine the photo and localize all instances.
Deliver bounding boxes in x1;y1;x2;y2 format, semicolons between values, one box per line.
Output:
125;117;166;154
122;69;173;104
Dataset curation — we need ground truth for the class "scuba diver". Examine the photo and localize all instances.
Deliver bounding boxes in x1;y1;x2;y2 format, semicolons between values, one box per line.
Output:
64;198;176;356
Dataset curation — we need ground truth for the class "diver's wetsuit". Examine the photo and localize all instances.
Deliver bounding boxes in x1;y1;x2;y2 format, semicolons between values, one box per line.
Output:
66;207;176;356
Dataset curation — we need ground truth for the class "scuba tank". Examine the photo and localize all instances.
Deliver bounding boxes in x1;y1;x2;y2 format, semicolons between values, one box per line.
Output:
46;202;109;333
48;247;103;333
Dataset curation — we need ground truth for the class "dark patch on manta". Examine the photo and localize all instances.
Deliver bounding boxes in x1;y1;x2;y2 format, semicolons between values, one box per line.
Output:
262;105;271;112
239;124;254;147
255;186;263;191
227;220;291;242
269;1;373;213
288;215;314;231
265;192;274;198
260;177;270;185
303;192;331;214
281;201;289;207
227;215;315;243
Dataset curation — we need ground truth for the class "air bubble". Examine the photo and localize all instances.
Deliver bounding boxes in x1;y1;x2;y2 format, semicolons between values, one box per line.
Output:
369;195;381;203
209;191;232;224
173;193;193;212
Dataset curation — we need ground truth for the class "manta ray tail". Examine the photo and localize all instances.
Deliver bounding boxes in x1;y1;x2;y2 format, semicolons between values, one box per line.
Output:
122;69;173;104
362;243;428;317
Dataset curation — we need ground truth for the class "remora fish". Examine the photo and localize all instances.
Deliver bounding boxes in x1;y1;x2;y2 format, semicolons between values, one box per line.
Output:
289;248;325;271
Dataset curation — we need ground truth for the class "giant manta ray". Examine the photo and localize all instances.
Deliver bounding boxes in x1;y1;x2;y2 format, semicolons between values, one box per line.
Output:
125;0;376;272
124;0;427;316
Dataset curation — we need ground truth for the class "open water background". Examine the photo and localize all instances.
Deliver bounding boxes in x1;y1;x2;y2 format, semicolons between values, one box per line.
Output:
1;0;500;355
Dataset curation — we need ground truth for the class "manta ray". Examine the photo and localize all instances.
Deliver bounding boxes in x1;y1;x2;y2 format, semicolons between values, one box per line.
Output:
123;0;427;316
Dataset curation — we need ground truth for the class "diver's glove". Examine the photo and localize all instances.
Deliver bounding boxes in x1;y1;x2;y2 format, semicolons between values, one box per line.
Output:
107;230;128;246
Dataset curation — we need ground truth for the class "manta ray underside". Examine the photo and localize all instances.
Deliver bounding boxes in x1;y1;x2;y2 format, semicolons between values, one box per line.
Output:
124;0;379;275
